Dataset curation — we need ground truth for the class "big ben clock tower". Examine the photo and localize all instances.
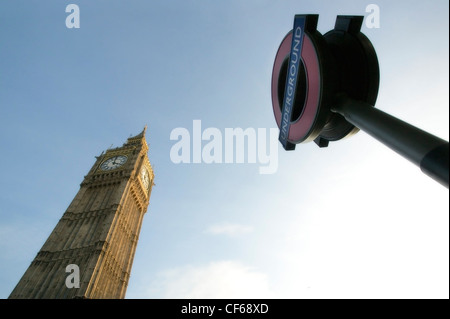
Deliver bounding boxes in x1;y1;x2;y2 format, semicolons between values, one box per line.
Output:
9;127;154;299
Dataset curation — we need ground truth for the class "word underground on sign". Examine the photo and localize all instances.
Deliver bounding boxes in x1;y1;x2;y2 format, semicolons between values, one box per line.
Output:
170;120;279;174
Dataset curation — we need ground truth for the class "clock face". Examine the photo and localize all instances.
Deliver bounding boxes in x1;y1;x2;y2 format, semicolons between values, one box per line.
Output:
100;155;127;171
141;167;150;190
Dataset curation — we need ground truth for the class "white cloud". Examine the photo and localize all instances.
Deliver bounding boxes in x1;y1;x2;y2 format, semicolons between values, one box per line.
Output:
139;261;273;299
205;222;253;237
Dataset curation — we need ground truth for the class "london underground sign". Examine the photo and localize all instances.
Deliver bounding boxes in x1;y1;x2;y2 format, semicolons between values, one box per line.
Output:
272;14;449;187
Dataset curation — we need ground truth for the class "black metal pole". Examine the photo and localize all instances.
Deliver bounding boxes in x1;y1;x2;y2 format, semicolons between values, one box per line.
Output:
332;96;449;188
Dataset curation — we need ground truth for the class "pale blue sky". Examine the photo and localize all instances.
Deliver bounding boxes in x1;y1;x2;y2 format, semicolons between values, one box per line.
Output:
0;0;448;298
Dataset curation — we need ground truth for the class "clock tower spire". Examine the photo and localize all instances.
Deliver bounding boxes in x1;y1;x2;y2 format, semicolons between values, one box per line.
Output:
9;129;154;299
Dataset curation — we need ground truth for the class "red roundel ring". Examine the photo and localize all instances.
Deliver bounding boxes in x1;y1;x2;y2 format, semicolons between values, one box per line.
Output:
272;30;329;144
